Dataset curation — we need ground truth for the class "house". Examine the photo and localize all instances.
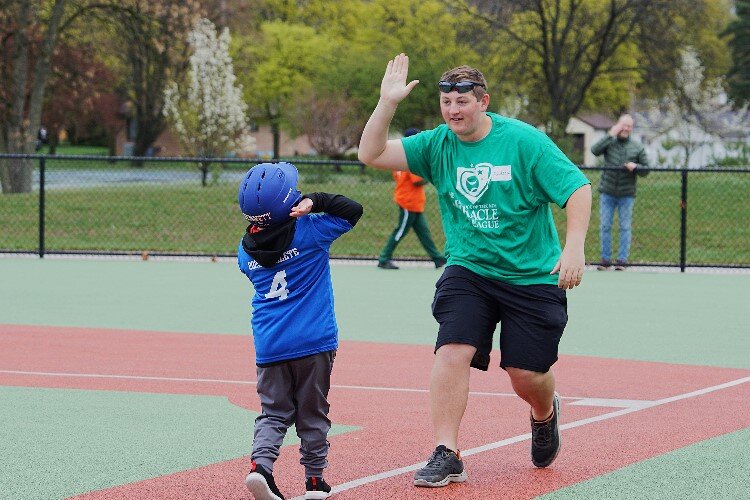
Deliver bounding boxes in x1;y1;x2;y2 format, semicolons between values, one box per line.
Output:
565;113;615;165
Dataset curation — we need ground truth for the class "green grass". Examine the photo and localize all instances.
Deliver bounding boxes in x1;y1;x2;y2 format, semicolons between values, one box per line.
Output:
1;166;749;265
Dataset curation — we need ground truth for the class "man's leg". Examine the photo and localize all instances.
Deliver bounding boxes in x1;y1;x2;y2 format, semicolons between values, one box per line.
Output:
414;342;474;487
412;212;445;265
496;281;566;468
430;343;476;451
506;367;555;420
415;266;496;487
378;207;412;267
617;196;636;263
598;193;616;268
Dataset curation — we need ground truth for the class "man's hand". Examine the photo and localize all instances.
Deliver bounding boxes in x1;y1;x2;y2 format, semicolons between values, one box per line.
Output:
290;198;313;218
608;122;622;137
551;244;585;290
551;184;590;289
624;161;637;172
380;53;420;105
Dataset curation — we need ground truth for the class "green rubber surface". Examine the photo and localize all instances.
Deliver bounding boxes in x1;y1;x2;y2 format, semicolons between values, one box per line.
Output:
1;258;748;369
539;427;750;500
0;385;355;500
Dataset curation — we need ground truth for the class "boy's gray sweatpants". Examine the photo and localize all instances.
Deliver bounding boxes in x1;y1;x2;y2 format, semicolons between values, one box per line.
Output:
252;350;335;478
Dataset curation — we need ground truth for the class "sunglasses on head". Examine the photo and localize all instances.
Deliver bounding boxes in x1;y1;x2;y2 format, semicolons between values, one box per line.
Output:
437;80;486;94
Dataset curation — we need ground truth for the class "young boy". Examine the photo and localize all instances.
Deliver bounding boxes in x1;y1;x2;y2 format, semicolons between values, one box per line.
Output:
237;162;362;500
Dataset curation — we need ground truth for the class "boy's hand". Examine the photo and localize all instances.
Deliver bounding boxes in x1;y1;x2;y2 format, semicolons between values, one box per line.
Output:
290;198;313;218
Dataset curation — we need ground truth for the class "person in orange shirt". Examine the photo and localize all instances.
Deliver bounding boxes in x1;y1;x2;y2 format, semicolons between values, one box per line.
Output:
378;128;447;270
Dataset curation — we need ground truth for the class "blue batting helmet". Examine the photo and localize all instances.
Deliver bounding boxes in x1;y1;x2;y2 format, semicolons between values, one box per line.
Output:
238;162;302;228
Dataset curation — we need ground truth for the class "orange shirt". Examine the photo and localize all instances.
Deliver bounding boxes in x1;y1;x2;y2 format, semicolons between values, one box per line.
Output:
393;170;426;212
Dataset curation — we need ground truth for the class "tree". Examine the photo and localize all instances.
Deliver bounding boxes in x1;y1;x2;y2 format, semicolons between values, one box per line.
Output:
232;0;482;157
233;21;333;159
163;18;249;186
463;0;668;137
461;0;732;139
725;0;750;105
105;0;204;160
41;39;120;154
638;47;749;169
0;0;68;193
291;91;364;160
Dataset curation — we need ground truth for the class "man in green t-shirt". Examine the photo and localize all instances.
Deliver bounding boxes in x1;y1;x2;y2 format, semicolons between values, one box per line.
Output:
358;54;591;487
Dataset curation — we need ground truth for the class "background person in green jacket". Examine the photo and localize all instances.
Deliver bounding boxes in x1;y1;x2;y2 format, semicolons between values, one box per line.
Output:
591;114;650;271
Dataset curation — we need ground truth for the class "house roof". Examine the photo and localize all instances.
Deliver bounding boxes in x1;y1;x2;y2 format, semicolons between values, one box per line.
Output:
576;113;615;130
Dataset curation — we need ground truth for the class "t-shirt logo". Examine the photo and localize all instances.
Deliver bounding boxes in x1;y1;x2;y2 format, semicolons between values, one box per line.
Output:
457;164;491;204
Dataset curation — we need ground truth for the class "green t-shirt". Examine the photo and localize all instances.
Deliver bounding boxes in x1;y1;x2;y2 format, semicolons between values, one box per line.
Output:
403;112;590;285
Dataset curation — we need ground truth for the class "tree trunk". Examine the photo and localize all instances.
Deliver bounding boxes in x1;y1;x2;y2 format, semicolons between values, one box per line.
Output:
271;122;280;159
199;161;212;187
0;0;68;194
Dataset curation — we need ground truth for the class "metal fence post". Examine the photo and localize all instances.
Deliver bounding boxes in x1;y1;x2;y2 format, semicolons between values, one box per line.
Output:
39;156;45;258
679;169;688;272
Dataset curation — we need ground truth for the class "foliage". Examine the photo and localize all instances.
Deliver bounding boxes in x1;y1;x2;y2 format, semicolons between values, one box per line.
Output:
0;0;69;193
232;20;333;158
725;0;750;105
42;39;120;152
105;0;204;159
289;91;363;160
465;0;656;136
163;18;249;186
231;0;482;156
637;47;750;168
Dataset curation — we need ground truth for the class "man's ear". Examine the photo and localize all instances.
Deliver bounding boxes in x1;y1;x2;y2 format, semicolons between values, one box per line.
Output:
480;93;490;110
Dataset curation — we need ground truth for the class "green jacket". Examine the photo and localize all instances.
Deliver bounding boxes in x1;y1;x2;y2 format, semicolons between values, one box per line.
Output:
591;135;649;197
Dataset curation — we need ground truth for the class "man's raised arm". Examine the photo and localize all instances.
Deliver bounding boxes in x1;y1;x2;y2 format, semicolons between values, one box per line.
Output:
358;54;419;171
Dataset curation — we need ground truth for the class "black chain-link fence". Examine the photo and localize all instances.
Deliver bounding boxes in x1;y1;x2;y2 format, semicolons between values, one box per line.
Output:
1;154;749;269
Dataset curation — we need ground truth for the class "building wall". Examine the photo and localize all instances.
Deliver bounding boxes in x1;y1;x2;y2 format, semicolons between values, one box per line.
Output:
115;125;315;158
566;117;608;165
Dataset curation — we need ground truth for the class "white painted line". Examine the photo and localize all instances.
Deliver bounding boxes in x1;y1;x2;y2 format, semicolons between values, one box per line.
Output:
0;370;582;400
3;370;748;500
0;369;258;386
288;376;750;500
570;398;656;409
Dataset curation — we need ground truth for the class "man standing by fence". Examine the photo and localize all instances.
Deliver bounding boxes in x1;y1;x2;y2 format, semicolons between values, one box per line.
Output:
591;114;650;271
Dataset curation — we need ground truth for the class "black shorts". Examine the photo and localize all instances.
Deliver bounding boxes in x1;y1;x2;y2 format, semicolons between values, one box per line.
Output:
431;265;568;372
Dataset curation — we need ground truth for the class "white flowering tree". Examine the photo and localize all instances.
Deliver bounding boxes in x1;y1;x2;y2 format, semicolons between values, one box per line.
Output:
163;18;252;186
638;47;749;169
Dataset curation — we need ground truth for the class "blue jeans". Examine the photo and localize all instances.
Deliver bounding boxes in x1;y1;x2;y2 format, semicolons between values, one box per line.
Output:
600;193;635;262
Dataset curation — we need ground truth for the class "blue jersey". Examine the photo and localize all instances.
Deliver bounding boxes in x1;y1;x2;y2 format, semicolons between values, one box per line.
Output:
237;214;353;365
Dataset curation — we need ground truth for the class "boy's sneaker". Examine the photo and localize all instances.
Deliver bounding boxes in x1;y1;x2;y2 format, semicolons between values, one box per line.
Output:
413;445;468;487
531;392;561;468
245;460;285;500
304;476;332;499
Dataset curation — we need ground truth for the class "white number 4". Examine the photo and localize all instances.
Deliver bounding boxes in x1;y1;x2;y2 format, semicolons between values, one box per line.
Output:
266;270;289;300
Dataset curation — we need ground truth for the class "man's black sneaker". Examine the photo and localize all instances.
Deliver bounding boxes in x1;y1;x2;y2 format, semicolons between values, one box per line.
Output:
413;445;468;487
531;392;561;468
434;257;447;269
377;260;399;270
596;260;612;271
245;460;285;500
614;260;627;271
304;476;332;499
